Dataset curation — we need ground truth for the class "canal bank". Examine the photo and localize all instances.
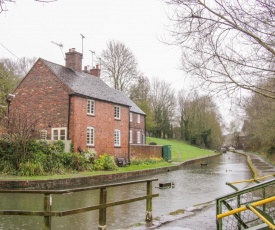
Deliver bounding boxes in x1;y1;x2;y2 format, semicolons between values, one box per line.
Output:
127;151;275;230
0;154;219;189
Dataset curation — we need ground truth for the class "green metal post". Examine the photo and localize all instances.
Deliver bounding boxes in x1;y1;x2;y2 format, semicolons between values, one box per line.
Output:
98;188;107;230
263;187;266;212
43;193;52;230
237;195;241;230
146;181;153;227
216;199;222;230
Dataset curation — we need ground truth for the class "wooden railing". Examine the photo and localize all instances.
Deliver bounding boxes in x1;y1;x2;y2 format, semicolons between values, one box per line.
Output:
0;178;159;230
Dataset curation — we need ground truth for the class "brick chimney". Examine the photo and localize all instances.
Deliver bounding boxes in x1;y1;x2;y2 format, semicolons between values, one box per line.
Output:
65;48;83;72
90;64;100;77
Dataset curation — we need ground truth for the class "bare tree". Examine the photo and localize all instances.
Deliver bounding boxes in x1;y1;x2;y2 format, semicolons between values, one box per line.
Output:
151;78;176;138
1;0;57;13
130;75;155;134
177;90;223;148
164;0;275;99
244;79;275;152
100;40;139;95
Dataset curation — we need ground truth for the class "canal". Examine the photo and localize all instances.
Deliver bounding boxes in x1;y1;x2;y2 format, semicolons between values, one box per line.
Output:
0;152;252;230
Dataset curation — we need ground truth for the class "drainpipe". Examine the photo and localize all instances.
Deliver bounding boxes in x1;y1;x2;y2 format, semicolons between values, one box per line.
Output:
128;108;131;163
67;95;72;142
144;115;147;144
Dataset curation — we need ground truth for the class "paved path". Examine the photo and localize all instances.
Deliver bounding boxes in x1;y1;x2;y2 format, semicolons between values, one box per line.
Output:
127;151;275;230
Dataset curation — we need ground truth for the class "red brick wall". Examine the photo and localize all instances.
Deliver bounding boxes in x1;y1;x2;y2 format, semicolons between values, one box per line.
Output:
9;59;70;138
70;96;129;157
130;113;145;144
130;144;163;159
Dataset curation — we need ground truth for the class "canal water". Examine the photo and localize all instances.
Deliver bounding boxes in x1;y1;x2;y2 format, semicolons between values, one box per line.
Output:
0;152;252;230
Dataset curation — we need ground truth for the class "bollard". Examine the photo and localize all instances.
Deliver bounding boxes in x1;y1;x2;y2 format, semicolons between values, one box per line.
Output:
98;188;107;230
43;193;52;230
146;181;153;227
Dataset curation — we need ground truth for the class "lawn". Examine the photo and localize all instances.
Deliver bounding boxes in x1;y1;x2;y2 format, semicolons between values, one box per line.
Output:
146;137;215;162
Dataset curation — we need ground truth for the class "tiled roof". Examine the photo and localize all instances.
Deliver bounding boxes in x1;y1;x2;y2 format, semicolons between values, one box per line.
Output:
42;59;145;115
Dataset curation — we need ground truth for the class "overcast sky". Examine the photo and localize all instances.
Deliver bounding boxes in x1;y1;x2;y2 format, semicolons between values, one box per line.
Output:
0;0;234;125
1;0;184;82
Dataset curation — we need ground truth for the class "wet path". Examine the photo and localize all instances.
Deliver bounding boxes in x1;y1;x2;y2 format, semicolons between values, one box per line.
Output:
149;151;275;230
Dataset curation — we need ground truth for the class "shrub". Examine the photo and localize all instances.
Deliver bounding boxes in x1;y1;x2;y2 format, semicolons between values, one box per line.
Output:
81;149;97;162
93;154;118;171
51;141;65;154
18;161;44;176
70;153;91;171
130;157;163;165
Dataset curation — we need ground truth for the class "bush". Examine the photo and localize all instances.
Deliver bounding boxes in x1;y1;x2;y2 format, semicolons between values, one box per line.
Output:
93;154;118;171
130;157;163;165
70;153;91;171
149;142;157;145
0;136;121;175
18;161;44;176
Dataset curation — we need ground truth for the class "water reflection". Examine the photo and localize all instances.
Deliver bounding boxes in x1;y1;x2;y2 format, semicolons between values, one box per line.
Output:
0;152;252;230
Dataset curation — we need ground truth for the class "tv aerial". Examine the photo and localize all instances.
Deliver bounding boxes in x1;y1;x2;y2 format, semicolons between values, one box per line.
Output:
51;41;65;60
89;50;95;68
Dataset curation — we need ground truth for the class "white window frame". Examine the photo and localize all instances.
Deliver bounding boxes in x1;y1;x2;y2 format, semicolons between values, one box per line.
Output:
137;114;141;124
87;99;95;115
114;106;121;120
114;129;121;147
40;130;47;140
86;126;95;146
129;130;132;144
137;131;141;144
130;112;133;122
51;127;67;141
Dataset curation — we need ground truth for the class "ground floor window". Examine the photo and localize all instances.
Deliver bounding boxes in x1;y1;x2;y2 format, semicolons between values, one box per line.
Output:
114;129;121;147
129;130;132;144
52;127;67;140
40;130;47;140
137;131;141;144
86;126;95;146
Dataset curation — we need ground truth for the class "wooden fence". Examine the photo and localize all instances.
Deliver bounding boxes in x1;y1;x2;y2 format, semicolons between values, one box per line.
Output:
0;178;159;230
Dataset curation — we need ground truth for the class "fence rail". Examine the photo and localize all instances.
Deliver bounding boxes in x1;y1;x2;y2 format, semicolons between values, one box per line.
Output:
0;178;159;230
216;178;275;230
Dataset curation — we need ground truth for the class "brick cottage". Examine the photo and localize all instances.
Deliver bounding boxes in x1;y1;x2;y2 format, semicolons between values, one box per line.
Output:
8;48;146;160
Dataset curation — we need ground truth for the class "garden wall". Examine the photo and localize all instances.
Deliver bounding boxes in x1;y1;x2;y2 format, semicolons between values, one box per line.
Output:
130;144;163;159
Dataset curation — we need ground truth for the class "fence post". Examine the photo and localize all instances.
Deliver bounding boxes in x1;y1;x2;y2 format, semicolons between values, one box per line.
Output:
43;193;52;230
146;181;153;226
98;188;107;230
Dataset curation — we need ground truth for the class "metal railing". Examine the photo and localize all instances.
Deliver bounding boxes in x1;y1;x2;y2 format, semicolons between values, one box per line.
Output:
0;178;159;230
216;178;275;229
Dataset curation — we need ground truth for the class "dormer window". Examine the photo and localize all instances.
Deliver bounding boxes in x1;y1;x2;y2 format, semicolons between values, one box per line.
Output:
114;106;120;120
